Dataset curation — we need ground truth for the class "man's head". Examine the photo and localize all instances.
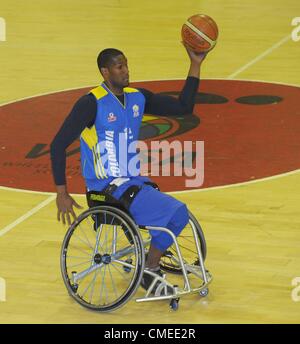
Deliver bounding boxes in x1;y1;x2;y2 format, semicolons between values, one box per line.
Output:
97;48;129;89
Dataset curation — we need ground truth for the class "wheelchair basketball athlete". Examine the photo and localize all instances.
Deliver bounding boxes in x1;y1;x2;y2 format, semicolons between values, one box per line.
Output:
50;45;208;298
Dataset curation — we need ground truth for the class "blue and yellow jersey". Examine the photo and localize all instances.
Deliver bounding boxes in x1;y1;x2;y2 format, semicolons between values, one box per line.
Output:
50;77;199;188
80;83;145;190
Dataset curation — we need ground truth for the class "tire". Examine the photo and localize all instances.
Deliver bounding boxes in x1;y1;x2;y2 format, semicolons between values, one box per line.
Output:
160;211;207;274
61;206;145;312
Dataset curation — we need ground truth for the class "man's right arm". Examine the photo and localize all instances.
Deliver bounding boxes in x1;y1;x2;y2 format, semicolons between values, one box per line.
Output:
50;93;97;224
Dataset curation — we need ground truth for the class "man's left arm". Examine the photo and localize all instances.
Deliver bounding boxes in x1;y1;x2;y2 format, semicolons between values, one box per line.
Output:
139;44;208;116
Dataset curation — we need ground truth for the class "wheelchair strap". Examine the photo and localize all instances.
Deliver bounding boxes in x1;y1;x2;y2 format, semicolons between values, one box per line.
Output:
118;181;159;210
87;179;159;211
119;185;142;210
102;177;130;195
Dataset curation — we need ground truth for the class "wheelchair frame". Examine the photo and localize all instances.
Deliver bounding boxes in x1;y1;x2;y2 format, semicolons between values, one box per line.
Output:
136;223;212;306
61;204;212;312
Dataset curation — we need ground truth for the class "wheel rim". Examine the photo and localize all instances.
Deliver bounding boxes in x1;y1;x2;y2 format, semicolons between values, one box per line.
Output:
61;207;144;311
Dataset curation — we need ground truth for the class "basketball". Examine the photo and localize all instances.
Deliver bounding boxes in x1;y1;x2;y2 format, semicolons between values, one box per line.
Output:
181;14;219;53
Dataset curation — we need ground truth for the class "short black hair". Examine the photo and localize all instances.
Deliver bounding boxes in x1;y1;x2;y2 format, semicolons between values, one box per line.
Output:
97;48;124;71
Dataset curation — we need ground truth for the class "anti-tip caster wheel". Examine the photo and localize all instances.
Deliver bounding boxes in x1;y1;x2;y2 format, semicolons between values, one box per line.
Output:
199;288;209;297
170;298;180;311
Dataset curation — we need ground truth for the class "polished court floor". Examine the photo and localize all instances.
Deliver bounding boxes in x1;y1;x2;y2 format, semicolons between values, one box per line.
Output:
0;0;300;323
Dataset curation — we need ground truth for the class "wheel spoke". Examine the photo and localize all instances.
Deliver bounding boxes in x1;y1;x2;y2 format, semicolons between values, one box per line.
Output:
72;232;93;250
81;271;96;299
89;269;100;304
104;225;109;253
93;223;105;255
68;260;93;268
110;262;131;282
107;264;119;300
99;264;108;304
62;208;143;311
68;244;93;257
78;222;94;249
87;216;97;237
67;255;91;260
112;225;118;254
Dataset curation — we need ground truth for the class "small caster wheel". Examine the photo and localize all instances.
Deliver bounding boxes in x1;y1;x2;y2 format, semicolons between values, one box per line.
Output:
199;288;209;297
169;298;180;311
123;259;133;273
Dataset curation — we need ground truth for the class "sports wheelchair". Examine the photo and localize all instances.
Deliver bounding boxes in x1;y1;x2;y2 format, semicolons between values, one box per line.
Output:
60;185;212;312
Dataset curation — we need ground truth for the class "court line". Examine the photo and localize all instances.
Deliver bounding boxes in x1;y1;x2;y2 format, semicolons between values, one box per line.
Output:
0;74;299;197
0;186;54;195
0;195;56;237
0;36;298;237
1;168;300;197
171;169;300;195
227;34;291;79
0;74;300;197
0;75;299;108
1;168;298;237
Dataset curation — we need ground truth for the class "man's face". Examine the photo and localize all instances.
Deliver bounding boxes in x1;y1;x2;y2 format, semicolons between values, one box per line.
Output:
102;54;129;88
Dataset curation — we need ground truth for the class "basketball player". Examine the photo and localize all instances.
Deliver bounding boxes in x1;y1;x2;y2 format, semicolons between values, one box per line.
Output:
50;44;207;294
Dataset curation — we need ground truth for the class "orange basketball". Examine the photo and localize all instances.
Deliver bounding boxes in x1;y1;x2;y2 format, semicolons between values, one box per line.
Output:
181;14;219;53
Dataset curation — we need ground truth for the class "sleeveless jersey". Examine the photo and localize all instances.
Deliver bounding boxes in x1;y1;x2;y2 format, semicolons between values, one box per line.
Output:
80;83;146;191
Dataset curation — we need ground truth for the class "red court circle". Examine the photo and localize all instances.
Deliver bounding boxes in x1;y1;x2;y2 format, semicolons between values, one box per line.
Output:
0;79;299;193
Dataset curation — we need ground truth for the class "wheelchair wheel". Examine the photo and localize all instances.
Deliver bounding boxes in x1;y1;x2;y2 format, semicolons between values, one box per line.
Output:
159;211;207;274
61;206;145;312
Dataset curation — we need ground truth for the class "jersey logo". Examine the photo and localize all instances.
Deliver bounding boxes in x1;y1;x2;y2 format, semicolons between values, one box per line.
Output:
133;104;140;117
108;112;117;122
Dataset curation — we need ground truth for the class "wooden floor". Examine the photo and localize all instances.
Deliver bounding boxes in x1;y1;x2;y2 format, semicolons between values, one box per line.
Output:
0;0;300;323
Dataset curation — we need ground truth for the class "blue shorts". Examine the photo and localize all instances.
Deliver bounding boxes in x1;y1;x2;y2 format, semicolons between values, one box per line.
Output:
111;176;189;252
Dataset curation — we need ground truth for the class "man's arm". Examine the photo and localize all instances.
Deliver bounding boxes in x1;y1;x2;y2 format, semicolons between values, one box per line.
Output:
139;44;207;116
50;94;96;225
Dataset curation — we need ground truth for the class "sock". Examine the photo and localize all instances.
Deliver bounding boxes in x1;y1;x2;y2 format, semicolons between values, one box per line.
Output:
146;266;160;272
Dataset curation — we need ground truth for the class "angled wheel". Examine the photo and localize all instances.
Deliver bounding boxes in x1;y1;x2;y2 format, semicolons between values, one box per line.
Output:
160;211;207;274
61;206;145;312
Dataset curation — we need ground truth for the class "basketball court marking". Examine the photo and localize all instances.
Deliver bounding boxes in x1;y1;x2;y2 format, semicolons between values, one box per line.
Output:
1;167;300;197
0;39;297;237
171;168;300;195
0;75;299;109
227;34;291;79
0;186;53;195
1;75;300;197
0;195;55;237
